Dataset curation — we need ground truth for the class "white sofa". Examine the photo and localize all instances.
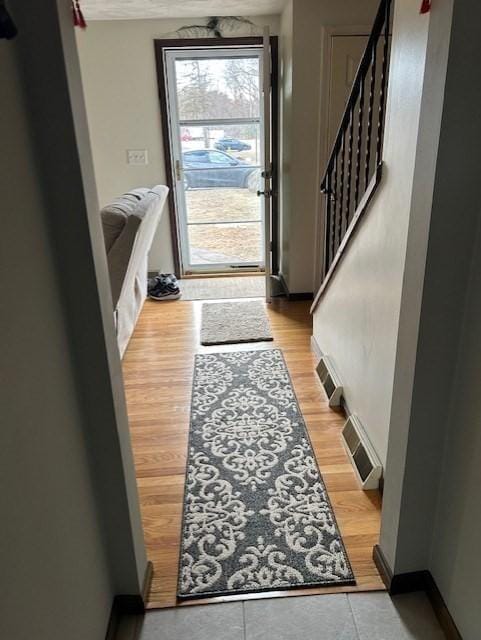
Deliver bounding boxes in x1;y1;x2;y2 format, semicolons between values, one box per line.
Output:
101;185;169;357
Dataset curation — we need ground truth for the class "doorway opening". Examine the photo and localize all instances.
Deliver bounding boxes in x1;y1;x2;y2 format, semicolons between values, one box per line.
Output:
69;13;383;611
155;38;279;286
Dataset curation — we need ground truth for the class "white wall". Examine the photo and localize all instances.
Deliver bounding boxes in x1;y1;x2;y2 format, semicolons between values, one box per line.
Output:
379;0;454;571
429;219;481;640
1;44;111;636
279;0;378;294
381;1;481;636
76;15;280;273
280;0;324;293
314;2;481;635
0;2;147;637
313;0;451;465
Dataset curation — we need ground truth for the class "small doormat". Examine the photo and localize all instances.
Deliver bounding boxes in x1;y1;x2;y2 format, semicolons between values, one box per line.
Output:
200;300;273;345
178;349;355;599
180;276;265;301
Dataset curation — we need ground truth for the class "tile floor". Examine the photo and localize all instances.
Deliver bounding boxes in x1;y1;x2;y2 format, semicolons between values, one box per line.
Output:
116;592;446;640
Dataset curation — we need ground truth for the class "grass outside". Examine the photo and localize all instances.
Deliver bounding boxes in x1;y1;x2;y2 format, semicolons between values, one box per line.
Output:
186;187;260;223
186;188;262;263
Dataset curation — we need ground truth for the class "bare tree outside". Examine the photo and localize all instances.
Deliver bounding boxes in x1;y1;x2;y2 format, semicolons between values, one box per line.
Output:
223;58;260;119
176;57;259;122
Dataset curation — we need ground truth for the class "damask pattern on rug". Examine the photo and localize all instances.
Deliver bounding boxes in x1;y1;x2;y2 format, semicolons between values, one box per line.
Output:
178;349;355;598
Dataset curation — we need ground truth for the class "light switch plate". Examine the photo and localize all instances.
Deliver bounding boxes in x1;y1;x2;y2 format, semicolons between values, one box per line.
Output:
127;149;148;165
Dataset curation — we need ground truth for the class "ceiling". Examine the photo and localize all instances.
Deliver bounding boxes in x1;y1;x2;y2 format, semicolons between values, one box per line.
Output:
81;0;287;20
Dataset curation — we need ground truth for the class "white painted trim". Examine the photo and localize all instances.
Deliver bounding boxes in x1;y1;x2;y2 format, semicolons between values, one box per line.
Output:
262;26;272;303
310;334;323;361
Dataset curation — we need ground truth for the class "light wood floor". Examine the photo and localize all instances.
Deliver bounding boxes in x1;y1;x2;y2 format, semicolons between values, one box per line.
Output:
122;298;384;609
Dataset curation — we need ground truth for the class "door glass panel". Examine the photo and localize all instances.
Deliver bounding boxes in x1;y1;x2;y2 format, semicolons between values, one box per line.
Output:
188;222;262;265
175;57;260;121
186;188;261;224
180;123;262;165
167;48;265;272
182;121;262;228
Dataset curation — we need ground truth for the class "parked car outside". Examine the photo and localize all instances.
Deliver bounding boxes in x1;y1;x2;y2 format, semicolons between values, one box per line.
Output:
214;137;252;151
182;149;258;190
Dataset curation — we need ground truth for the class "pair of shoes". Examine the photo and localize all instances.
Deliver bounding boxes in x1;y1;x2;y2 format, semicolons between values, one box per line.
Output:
157;273;177;286
148;273;182;301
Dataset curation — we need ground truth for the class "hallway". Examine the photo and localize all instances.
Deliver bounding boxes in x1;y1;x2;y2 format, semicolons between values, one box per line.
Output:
122;299;383;608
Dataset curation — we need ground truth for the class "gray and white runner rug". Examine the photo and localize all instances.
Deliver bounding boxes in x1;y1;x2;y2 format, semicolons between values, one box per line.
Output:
178;349;354;598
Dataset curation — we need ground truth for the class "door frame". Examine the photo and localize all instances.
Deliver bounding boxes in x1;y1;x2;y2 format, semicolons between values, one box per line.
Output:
163;45;266;274
154;36;279;278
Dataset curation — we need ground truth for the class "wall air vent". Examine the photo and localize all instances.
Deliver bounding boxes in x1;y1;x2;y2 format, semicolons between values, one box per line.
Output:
341;415;382;490
316;356;343;406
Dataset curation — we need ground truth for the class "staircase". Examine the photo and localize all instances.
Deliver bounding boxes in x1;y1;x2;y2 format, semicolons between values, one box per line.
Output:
311;0;392;312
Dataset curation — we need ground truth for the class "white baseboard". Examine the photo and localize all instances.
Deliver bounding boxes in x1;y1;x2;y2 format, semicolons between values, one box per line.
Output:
310;334;323;361
341;396;353;418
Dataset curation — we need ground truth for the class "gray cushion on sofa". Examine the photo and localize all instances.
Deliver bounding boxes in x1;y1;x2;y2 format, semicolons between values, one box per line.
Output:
100;190;152;252
100;184;169;356
107;214;142;307
102;188;166;307
101;208;127;253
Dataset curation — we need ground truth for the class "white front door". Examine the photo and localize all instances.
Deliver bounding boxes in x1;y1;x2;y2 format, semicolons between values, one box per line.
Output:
327;35;369;150
164;47;268;276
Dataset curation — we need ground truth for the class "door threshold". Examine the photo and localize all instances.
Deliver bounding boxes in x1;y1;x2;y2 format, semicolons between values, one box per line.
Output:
182;272;265;279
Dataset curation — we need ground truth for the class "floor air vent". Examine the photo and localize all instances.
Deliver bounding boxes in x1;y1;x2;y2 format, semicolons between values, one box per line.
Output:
316;356;343;406
341;415;382;489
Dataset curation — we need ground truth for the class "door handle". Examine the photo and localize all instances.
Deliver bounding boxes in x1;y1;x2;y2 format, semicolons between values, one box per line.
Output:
175;160;183;181
257;189;273;198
